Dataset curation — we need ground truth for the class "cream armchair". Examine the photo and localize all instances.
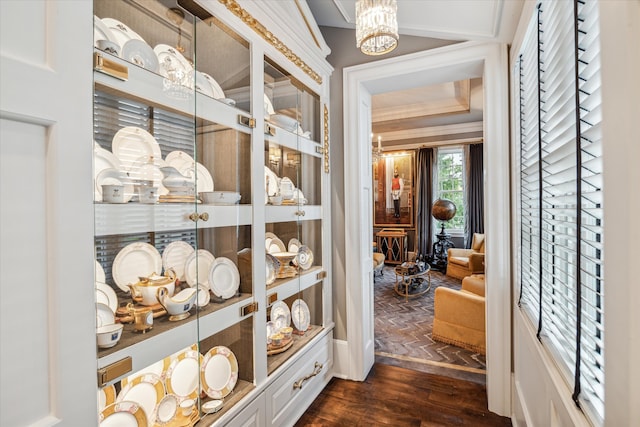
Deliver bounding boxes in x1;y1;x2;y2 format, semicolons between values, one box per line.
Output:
432;274;486;354
446;233;485;279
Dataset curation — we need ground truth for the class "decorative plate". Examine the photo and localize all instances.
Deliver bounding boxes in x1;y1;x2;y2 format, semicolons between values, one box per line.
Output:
96;302;115;327
265;253;278;285
112;242;163;292
297;245;314;271
122;39;159;73
200;346;238;399
94;16;117;48
208;257;240;299
121;359;169;389
154;44;193;81
273;314;288;331
116;373;165;425
264;166;279;197
267;237;286;255
165;151;194;171
266;321;276;343
161;241;194;282
264;93;275;115
165;349;203;400
196;284;210;307
96;281;118;313
101;18;146;52
200;72;225;99
291;299;311;332
96;167;134;202
270;300;290;327
183;249;215;287
111;126;161;173
100;401;148;427
94;144;122;201
154;394;178;425
96;259;106;283
194;71;214;98
98;384;117;413
287;238;302;254
178;162;213;193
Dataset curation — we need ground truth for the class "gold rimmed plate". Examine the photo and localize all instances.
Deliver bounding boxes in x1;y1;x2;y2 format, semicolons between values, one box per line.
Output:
200;346;238;399
100;401;148;427
165;349;203;401
116;373;165;425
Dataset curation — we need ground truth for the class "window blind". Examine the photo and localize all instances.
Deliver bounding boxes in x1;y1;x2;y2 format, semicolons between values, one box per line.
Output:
515;0;604;424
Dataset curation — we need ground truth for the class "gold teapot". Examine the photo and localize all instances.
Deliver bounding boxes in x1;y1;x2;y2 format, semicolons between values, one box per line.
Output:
128;269;176;306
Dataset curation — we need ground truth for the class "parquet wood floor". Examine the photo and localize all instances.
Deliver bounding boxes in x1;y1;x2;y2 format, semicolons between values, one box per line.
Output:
295;363;511;426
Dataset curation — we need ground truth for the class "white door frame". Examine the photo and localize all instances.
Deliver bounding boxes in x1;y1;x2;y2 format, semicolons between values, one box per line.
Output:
343;41;512;416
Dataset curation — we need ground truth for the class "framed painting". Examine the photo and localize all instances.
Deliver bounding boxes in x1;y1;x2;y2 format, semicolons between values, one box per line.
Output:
373;151;414;228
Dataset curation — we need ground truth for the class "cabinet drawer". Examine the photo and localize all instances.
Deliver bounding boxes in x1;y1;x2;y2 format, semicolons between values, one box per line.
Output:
266;332;333;426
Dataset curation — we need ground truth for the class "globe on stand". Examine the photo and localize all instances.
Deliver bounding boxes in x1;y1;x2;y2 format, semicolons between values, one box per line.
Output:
430;198;456;272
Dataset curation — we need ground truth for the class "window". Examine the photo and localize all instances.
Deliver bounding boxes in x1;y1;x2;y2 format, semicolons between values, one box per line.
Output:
515;0;604;424
436;147;465;233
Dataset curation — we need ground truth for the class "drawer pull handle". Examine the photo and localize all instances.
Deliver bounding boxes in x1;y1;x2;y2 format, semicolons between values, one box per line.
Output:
188;212;209;222
293;362;323;389
295;210;306;217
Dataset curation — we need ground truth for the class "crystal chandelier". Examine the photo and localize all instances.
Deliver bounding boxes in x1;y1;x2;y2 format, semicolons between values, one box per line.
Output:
356;0;399;56
372;135;383;163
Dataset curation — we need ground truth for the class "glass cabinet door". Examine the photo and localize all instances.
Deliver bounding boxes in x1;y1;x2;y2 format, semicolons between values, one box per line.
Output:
263;57;325;375
93;1;254;424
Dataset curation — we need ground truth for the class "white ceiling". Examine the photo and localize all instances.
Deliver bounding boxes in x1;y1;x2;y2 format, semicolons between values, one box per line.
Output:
307;0;524;149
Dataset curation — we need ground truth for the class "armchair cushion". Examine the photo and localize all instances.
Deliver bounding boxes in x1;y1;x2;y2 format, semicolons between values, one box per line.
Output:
446;233;485;279
432;274;486;354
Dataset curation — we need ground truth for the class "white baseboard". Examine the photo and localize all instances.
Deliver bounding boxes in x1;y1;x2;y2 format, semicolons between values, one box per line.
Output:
332;339;350;379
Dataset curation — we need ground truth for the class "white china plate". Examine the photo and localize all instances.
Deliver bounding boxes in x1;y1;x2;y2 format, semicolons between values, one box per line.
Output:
116;373;164;425
201;346;238;399
154;394;178;425
162;241;194;281
196;284;211;307
122;39;159;73
201;72;225;99
111;126;161;172
264;93;275;116
96;302;115;327
183;249;215;287
127;156;169;195
264;232;278;251
96;281;118;313
264;166;279;197
94;16;117;47
268;237;286;254
288;238;302;254
178;162;214;193
100;401;147;427
154;44;193;81
274;314;288;331
101;17;146;52
297;245;314;270
208;257;240;299
98;384;117;413
266;321;276;343
96;288;110;309
165;150;195;171
96;167;134;202
291;298;311;332
94;144;122;201
292;188;307;205
265;254;277;285
165;349;202;400
194;71;214;98
112;242;163;292
270;300;290;327
121;359;168;389
96;259;106;283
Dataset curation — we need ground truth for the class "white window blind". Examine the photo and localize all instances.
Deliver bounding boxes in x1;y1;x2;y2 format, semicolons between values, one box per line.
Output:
515;1;604;424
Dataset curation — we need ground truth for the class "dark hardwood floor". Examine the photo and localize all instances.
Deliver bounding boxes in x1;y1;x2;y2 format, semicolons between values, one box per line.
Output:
295;363;511;426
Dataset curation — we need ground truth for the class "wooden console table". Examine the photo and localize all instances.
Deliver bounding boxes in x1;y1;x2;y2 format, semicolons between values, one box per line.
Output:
376;228;408;265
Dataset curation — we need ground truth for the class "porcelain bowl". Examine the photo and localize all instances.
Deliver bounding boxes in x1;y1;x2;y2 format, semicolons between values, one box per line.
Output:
268;195;283;205
96;323;124;349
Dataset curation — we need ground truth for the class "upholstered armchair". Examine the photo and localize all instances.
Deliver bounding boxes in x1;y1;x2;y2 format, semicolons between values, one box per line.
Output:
373;252;385;280
432;274;486;354
446;233;485;279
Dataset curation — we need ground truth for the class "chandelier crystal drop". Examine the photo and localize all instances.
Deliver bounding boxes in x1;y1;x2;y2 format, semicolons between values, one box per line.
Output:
356;0;399;56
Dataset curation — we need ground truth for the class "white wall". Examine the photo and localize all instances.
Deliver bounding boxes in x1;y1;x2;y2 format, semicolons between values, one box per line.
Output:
510;2;640;426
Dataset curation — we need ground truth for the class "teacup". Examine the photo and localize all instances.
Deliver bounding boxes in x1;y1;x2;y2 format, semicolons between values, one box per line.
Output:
180;398;195;416
138;186;159;204
102;184;126;203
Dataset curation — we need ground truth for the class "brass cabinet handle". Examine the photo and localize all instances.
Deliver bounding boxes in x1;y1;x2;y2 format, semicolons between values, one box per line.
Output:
188;212;209;222
295;210;306;217
293;362;323;389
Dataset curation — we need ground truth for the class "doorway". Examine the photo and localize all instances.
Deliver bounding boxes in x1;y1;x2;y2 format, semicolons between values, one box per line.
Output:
343;41;512;416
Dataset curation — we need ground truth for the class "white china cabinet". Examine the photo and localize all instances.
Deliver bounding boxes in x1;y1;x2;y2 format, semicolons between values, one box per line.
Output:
92;1;333;426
